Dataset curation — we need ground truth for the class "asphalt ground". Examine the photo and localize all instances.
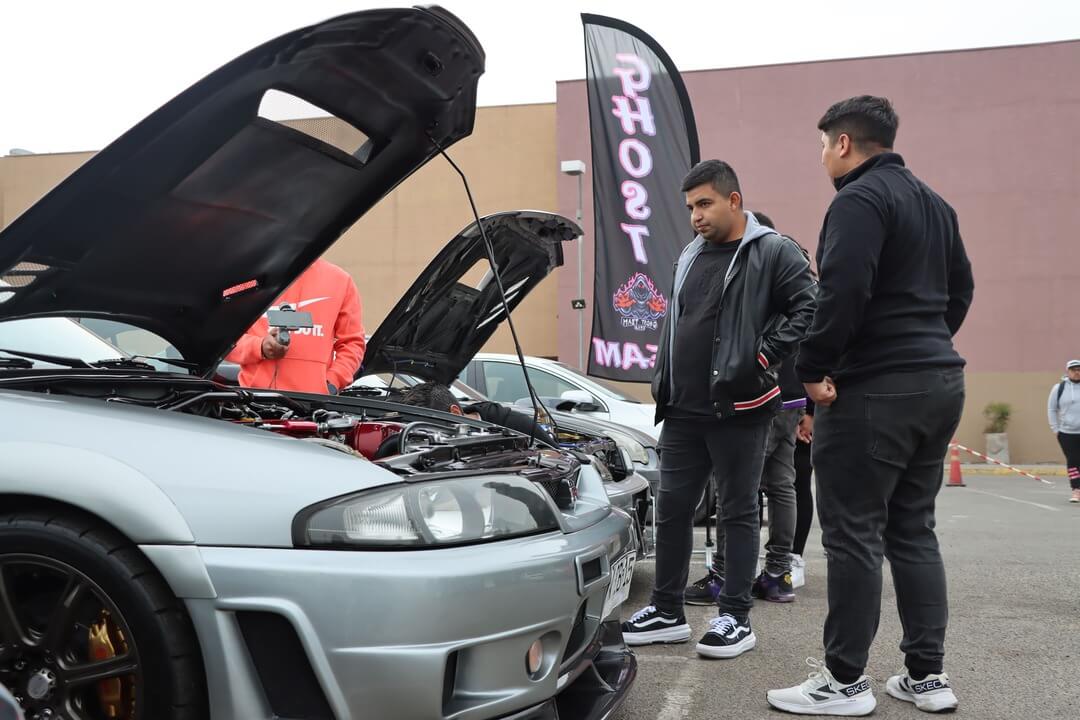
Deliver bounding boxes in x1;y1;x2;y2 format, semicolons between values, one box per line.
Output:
611;474;1080;719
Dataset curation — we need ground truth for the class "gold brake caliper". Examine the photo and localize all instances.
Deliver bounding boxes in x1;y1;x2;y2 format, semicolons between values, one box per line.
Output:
87;611;136;719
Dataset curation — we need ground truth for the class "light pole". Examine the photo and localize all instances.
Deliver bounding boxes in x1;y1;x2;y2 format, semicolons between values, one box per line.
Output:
560;159;587;370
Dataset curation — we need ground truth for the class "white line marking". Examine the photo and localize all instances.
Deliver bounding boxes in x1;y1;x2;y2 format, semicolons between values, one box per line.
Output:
966;488;1061;512
656;655;703;720
636;655;689;664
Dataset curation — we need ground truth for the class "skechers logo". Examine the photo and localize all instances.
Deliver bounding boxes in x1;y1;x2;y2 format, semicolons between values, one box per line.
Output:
842;679;871;697
913;679;945;693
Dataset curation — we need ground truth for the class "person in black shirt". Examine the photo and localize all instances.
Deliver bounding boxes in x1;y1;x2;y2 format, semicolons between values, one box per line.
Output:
684;213;813;607
769;96;972;716
622;161;816;660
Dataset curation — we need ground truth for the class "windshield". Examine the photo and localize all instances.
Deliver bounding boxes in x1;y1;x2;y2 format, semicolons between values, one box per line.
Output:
0;318;126;365
550;362;641;403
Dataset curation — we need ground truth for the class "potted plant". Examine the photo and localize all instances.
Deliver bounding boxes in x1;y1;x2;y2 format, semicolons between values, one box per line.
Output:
982;402;1012;464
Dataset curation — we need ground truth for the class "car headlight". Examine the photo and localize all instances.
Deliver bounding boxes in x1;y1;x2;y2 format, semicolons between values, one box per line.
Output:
293;475;562;549
603;428;649;464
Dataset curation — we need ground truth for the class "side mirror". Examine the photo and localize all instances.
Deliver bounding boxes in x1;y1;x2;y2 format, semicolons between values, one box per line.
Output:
557;390;602;413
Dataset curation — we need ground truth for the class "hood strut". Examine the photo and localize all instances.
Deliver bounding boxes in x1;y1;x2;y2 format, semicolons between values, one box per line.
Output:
426;132;555;448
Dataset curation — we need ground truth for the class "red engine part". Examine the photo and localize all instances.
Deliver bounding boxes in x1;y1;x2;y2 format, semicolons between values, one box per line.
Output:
349;421;405;460
255;419;320;436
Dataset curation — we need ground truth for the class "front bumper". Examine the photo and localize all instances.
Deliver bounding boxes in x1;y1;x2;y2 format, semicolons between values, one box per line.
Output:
496;621;635;719
173;508;637;720
604;472;653;557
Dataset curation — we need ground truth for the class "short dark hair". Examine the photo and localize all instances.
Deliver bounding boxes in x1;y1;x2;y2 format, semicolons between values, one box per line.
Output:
399;381;460;414
681;160;741;201
817;95;899;151
751;211;775;229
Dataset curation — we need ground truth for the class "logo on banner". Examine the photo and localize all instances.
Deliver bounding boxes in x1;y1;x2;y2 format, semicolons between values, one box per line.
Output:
612;272;667;331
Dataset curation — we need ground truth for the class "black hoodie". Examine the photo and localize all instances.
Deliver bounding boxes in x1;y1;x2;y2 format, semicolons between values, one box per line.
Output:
796;153;974;384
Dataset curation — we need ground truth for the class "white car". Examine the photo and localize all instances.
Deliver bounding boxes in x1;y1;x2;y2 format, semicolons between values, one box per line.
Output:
461;354;660;440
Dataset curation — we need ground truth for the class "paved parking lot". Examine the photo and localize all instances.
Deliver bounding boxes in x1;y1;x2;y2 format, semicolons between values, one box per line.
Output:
613;474;1080;719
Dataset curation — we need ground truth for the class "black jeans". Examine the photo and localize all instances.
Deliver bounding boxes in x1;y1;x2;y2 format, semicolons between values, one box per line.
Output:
1057;432;1080;489
792;438;814;557
813;368;964;680
714;408;800;576
651;416;772;618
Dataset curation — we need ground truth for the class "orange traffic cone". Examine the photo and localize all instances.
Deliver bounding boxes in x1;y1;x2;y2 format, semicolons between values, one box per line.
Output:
946;443;965;487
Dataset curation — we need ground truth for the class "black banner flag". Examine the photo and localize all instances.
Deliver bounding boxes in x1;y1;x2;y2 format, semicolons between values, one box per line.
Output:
582;14;699;382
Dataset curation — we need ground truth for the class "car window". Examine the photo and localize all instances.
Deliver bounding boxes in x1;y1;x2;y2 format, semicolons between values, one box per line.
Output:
481;362;532;403
482;362;590;404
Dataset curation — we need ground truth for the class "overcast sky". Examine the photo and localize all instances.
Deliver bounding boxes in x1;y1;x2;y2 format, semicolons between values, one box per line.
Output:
2;0;1078;154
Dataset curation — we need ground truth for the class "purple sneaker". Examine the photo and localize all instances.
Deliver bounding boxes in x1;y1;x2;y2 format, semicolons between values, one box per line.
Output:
685;571;724;606
751;570;795;603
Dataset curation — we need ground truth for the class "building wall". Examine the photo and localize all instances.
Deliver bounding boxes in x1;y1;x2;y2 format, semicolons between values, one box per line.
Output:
4;42;1078;463
0;102;563;361
556;40;1080;463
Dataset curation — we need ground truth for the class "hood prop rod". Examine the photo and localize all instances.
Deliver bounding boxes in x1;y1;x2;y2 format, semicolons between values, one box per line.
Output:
427;131;555;449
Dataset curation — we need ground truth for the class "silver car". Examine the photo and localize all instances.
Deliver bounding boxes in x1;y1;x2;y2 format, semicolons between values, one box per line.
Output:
0;8;636;720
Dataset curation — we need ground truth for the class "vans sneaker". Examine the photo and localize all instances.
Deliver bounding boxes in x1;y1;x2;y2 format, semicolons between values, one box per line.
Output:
695;613;756;659
620;605;691;645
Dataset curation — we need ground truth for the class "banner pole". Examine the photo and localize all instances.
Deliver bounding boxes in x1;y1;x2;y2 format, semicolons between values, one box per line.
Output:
577;173;585;370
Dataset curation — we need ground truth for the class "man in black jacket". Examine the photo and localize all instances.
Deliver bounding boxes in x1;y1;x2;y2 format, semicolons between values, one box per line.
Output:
768;96;973;716
621;161;815;660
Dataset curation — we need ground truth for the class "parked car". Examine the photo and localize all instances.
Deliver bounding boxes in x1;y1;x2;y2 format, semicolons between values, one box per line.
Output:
0;8;636;720
461;354;660;440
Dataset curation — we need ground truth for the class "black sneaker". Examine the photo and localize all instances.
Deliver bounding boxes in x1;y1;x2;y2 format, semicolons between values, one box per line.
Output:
684;571;724;606
621;605;691;646
752;570;795;603
695;613;756;658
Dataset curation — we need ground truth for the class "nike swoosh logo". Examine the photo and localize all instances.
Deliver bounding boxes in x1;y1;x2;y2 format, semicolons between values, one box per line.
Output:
296;297;330;309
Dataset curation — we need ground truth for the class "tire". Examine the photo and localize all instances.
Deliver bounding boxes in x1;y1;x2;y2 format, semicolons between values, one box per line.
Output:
0;511;207;720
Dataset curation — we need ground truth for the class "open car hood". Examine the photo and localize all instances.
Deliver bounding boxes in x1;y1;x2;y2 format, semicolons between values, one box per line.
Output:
360;211;580;386
0;7;484;376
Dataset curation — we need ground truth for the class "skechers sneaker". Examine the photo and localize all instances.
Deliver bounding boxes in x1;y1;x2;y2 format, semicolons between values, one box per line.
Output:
767;658;876;716
752;570;796;603
684;571;724;606
695;613;756;659
886;671;959;713
620;605;691;645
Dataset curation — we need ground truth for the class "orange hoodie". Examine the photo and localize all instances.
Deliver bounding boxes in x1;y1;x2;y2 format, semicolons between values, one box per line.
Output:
226;259;366;394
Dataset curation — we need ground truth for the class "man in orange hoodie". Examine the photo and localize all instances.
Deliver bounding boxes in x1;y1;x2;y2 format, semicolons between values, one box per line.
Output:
227;258;365;394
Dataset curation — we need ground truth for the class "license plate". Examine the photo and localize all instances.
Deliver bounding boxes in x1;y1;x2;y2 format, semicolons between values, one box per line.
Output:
602;553;636;618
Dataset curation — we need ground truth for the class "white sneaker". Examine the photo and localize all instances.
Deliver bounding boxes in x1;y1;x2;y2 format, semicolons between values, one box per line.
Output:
790;553;806;588
620;605;691;646
886;671;958;713
767;658;876;716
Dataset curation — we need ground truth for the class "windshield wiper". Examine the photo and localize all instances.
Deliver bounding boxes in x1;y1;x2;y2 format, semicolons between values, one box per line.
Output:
0;347;92;369
129;355;199;371
92;358;159;371
0;357;34;369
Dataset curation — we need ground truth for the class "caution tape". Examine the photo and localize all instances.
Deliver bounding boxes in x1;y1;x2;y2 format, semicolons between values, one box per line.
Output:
949;443;1054;486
